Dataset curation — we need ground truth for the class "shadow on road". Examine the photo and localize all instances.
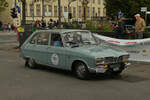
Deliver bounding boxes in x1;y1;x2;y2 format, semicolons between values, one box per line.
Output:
23;65;149;82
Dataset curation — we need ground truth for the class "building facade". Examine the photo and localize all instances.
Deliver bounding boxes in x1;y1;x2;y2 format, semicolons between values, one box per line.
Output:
0;0;14;24
1;0;106;26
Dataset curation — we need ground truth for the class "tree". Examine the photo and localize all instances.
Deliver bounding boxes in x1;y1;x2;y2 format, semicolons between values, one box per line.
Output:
0;0;8;13
105;0;150;19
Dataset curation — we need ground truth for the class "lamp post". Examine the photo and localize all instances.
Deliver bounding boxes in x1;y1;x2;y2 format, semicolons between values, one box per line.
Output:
22;0;26;26
31;1;34;21
58;0;61;28
42;0;44;20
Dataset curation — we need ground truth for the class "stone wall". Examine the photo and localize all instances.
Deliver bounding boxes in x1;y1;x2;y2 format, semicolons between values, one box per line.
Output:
0;0;13;24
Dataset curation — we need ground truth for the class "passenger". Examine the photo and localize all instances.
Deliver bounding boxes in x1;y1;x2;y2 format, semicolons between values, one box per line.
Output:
134;14;146;39
53;36;62;47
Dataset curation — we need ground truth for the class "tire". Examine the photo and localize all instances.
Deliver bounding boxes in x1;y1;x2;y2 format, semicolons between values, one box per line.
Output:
112;70;122;76
25;58;37;69
74;62;89;80
111;64;124;76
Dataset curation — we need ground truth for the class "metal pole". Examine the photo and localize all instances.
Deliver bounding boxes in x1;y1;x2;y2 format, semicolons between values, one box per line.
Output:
22;0;26;26
68;0;70;22
15;0;17;7
145;12;147;25
77;0;78;22
91;0;92;20
32;2;34;21
42;0;44;20
58;0;61;28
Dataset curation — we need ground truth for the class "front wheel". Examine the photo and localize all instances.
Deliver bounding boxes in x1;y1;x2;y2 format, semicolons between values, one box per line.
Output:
74;62;89;80
111;70;123;76
25;58;37;69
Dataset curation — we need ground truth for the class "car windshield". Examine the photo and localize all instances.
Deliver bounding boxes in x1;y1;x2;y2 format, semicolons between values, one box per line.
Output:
62;31;97;47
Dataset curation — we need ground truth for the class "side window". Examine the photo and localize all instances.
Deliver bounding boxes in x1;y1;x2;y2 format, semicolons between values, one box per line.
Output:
37;32;49;45
30;33;39;44
50;33;63;47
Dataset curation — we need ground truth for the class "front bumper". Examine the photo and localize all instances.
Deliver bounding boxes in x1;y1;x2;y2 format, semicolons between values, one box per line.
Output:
88;62;129;74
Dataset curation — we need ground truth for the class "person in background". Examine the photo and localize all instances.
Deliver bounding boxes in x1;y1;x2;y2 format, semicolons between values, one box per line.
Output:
116;17;125;39
8;23;11;31
11;24;14;31
41;19;46;28
134;14;146;39
48;19;54;29
0;20;2;29
32;21;37;33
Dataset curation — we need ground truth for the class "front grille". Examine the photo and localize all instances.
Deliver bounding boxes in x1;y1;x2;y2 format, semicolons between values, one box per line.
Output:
105;56;122;63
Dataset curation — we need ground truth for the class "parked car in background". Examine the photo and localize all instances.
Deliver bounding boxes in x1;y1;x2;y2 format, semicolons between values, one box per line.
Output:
21;29;129;79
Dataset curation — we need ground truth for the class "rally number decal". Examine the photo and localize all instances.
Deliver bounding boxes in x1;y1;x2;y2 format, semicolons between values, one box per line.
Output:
51;54;59;65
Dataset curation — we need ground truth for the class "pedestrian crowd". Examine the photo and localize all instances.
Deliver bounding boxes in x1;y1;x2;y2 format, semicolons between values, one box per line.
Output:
0;13;147;39
111;13;146;39
0;21;17;32
31;19;60;32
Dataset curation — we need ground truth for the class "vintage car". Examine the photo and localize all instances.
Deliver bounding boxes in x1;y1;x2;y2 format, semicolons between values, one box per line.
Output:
21;29;129;79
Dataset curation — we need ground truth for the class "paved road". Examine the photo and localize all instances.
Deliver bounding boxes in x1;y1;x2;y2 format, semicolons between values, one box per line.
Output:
0;50;150;100
0;32;150;100
0;31;17;43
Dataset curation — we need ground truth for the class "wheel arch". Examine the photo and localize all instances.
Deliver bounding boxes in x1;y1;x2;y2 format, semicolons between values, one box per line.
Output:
71;60;89;72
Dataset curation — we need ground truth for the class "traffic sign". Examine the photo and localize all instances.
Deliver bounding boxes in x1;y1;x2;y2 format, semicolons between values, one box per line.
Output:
146;11;150;14
141;7;147;12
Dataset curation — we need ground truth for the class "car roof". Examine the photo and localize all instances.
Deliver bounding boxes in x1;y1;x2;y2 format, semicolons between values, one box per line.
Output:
35;29;90;34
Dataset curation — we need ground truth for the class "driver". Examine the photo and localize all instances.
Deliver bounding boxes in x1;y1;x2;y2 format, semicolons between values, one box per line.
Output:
53;35;62;47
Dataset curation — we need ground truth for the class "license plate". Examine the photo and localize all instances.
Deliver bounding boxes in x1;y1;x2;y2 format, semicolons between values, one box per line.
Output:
96;68;107;73
113;67;119;71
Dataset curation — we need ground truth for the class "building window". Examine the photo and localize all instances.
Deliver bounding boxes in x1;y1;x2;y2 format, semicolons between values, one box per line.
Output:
44;5;47;13
103;8;106;16
61;6;63;17
36;4;41;16
87;7;90;18
54;6;58;17
98;0;101;4
35;0;40;2
79;6;81;18
29;4;34;16
25;5;28;16
68;6;72;13
92;7;95;17
64;6;67;12
98;8;100;16
73;7;76;17
48;5;52;16
93;0;95;3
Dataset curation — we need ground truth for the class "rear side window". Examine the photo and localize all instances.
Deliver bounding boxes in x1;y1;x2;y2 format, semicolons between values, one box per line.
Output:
30;32;49;45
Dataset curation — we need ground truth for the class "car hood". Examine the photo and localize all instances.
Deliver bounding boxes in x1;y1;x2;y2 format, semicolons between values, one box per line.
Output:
72;45;128;58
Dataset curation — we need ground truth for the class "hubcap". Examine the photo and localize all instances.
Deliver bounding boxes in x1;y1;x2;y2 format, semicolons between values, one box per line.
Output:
28;59;34;67
76;65;86;78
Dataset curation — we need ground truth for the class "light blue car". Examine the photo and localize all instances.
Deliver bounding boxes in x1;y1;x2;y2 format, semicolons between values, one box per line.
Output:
21;29;129;79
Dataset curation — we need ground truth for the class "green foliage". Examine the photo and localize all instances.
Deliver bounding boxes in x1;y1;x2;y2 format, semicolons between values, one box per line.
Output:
86;21;113;32
105;0;150;18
